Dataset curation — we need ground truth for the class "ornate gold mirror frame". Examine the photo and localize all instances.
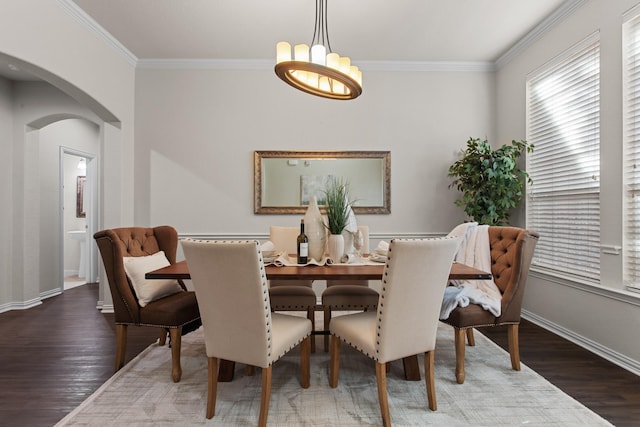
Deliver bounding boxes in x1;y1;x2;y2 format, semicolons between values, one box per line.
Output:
254;150;390;214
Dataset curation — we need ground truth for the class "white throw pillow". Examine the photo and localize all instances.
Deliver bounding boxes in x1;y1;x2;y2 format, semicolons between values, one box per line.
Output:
123;251;184;307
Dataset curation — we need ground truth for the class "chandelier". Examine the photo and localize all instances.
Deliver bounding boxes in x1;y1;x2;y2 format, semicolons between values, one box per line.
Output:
275;0;362;100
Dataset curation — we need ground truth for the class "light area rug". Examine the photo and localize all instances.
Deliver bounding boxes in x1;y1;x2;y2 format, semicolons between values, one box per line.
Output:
56;324;613;426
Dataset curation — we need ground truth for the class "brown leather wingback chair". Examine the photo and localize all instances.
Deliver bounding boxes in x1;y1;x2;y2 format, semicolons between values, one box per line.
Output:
441;226;539;384
94;226;201;382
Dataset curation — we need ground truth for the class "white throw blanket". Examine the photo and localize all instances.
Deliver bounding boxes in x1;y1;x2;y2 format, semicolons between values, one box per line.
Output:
440;222;502;320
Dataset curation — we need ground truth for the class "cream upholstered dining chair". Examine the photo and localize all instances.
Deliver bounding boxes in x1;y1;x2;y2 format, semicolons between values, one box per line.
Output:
181;239;312;426
321;225;379;351
268;226;318;351
94;226;201;383
329;237;460;426
441;226;539;384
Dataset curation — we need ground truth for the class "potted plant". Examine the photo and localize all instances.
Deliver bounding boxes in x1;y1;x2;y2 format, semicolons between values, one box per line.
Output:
323;177;352;261
448;137;533;226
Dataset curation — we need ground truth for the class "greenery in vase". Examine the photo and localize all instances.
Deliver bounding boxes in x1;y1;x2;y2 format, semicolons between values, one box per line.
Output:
323;178;352;235
448;137;533;226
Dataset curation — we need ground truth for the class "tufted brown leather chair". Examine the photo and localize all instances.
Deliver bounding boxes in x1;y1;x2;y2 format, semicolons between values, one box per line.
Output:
441;226;539;384
94;226;201;382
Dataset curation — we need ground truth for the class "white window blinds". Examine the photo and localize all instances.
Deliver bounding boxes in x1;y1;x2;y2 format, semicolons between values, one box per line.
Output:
526;34;600;282
624;11;640;289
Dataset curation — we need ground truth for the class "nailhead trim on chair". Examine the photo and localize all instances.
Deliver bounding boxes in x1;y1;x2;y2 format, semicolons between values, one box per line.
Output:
332;333;377;359
333;237;459;361
271;304;315;309
451;320;520;330
374;245;392;357
327;304;377;309
249;239;313;363
270;334;312;365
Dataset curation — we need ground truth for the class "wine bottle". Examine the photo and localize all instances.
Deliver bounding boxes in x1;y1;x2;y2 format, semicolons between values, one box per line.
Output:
297;219;309;264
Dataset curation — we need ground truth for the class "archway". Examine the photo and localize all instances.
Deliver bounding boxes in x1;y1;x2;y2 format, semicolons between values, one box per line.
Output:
2;52;123;313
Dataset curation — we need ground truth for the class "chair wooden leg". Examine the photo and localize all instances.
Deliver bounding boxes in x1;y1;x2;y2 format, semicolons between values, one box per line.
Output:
454;328;466;384
329;335;341;388
246;365;255;376
169;327;182;382
115;324;127;372
375;362;391;427
307;307;316;353
424;350;437;411
218;359;236;382
259;366;273;427
158;328;168;346
323;306;331;352
300;336;311;388
466;328;475;346
507;324;521;371
402;355;421;381
206;357;218;419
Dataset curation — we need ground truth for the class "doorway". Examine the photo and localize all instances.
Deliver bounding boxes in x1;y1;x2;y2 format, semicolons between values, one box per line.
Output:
61;148;98;291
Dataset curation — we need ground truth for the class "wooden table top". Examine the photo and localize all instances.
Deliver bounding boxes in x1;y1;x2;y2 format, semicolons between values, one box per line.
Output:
146;259;492;281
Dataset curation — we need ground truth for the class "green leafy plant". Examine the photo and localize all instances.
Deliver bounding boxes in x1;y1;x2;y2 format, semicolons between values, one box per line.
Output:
323;177;352;235
448;137;533;226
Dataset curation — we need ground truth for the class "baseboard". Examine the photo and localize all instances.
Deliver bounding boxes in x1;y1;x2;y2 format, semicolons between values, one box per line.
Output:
522;310;640;376
0;298;43;314
99;302;114;313
40;288;62;300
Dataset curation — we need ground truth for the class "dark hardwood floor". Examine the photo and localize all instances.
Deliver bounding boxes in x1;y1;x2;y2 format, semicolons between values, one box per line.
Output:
0;283;638;426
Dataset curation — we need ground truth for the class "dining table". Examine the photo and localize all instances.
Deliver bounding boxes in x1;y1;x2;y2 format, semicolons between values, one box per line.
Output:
146;258;492;382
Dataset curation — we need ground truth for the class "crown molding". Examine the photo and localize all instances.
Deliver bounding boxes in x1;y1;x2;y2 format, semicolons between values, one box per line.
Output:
57;0;138;67
137;58;496;73
356;60;495;73
137;58;271;71
495;0;588;69
59;0;585;74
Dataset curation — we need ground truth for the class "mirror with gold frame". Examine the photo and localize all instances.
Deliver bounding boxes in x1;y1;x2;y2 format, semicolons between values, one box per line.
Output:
254;150;391;214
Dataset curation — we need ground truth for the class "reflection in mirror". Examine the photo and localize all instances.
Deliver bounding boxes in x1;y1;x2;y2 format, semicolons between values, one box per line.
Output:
254;151;390;214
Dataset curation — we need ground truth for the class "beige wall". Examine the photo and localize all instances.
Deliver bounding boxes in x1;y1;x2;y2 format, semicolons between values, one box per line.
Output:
0;0;637;375
134;68;495;235
0;0;136;310
496;0;640;373
0;77;12;305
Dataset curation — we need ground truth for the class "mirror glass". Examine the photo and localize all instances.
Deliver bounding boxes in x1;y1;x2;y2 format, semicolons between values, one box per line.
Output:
254;150;390;214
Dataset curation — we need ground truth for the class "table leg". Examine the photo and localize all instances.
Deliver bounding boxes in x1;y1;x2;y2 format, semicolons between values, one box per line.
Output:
218;359;235;382
402;355;421;381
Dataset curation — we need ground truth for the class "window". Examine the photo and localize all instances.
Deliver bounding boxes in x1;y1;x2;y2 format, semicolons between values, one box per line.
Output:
526;33;600;283
624;10;640;291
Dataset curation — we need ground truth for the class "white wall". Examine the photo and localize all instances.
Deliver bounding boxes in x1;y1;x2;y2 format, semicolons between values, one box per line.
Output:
3;0;637;375
496;0;640;373
0;77;12;305
0;0;136;311
36;119;99;283
63;154;86;275
134;68;495;236
5;83;103;307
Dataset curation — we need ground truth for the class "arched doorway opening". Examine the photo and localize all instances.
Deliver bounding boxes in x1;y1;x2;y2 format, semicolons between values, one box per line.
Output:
1;52;124;313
